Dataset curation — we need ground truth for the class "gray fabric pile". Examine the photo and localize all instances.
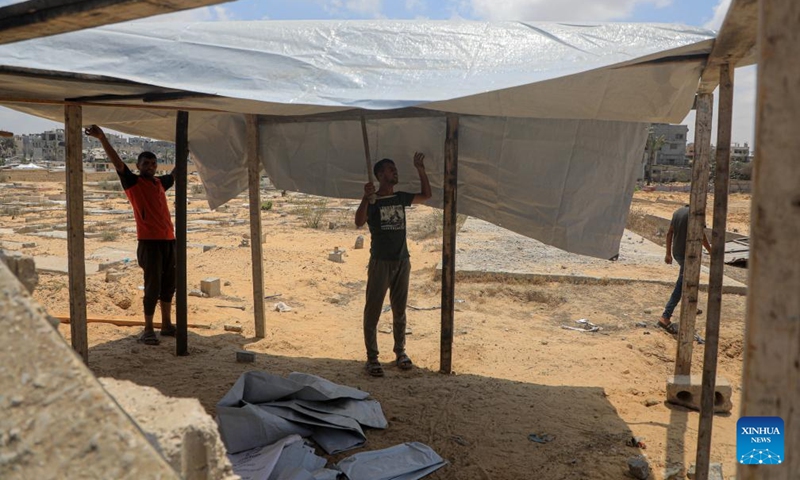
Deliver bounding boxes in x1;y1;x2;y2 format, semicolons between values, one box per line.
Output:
218;372;447;480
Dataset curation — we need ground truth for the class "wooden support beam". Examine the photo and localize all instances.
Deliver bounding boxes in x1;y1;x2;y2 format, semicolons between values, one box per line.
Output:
698;0;758;93
739;0;800;477
175;111;189;356
247;114;267;339
674;92;713;376
0;96;224;113
0;0;233;45
64;104;87;363
695;63;733;480
440;114;458;374
56;316;210;329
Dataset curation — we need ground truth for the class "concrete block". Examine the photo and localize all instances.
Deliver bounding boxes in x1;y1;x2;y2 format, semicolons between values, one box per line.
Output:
236;350;255;363
224;324;242;332
0;250;38;293
687;462;723;480
667;375;732;413
354;235;365;249
200;277;221;297
328;247;345;263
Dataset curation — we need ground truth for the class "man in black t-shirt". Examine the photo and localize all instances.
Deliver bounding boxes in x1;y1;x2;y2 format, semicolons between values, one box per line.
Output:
355;153;432;377
658;205;711;333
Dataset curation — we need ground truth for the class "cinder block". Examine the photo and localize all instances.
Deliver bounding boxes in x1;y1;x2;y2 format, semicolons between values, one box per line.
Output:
200;277;221;297
328;247;345;263
236;350;255;363
667;375;732;413
687;462;723;480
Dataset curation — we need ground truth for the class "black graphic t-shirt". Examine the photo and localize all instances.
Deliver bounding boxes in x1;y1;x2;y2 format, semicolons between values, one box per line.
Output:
367;192;415;260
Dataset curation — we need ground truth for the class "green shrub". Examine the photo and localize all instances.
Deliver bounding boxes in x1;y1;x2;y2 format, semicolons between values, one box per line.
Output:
261;200;273;211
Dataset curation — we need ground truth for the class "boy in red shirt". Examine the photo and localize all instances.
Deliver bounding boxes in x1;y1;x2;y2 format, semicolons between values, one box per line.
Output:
86;125;176;346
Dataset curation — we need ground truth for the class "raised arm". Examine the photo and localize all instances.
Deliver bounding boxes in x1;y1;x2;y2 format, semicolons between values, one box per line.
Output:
85;125;125;173
412;152;431;204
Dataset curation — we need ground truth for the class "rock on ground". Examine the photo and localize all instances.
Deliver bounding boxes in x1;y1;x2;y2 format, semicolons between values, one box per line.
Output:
100;378;238;480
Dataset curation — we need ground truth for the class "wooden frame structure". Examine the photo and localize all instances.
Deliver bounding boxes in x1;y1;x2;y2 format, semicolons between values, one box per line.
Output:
1;1;798;477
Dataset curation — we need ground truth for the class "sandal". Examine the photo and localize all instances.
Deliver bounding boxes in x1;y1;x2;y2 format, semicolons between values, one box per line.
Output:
160;324;177;337
138;330;160;346
396;353;413;370
365;360;384;377
656;321;679;335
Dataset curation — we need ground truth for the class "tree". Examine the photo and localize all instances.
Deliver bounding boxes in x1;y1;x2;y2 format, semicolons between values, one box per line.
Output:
644;126;666;185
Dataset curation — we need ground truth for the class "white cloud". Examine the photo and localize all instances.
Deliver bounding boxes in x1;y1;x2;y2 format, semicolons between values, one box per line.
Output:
318;0;383;18
682;65;758;147
704;0;731;30
466;0;672;22
405;0;425;11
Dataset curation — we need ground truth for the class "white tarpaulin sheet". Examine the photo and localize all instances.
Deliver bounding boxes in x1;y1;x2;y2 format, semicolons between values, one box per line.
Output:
0;20;714;257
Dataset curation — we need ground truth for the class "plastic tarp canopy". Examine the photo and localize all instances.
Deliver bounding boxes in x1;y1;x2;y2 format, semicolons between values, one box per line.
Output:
0;20;715;258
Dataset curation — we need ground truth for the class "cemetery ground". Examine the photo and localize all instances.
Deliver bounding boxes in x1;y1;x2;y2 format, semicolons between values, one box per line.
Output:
0;175;751;480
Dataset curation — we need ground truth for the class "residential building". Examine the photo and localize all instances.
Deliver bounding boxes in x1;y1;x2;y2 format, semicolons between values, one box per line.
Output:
731;143;751;162
647;123;689;166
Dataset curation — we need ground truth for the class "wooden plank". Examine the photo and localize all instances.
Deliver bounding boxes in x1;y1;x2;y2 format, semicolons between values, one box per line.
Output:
56;316;210;329
0;0;232;45
698;0;758;93
0;96;224;113
175;110;189;356
695;63;733;480
64;104;87;363
247;114;267;339
440;114;458;374
674;92;713;376
739;0;800;477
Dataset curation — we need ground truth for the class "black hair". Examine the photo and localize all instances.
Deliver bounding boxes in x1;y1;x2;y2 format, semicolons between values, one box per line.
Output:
137;151;157;164
373;158;394;178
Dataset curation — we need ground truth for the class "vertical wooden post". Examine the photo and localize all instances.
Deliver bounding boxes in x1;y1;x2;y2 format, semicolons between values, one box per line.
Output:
64;104;87;363
695;63;733;480
175;111;189;356
739;0;800;477
247;115;266;338
440;114;458;374
674;92;713;376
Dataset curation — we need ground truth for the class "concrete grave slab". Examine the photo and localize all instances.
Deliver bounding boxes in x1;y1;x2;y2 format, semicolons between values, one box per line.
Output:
34;255;101;275
437;218;747;294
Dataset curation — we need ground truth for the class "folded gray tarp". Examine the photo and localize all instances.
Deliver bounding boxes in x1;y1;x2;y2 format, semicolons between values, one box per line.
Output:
335;442;447;480
217;372;387;454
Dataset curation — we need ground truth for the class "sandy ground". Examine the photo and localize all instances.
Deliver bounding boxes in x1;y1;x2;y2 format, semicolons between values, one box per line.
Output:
631;190;752;236
0;181;748;479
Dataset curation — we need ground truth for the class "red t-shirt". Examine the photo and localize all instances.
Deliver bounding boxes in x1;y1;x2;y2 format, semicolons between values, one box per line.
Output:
118;165;175;240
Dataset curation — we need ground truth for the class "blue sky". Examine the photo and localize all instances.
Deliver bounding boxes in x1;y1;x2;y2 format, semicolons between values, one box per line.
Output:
0;0;754;146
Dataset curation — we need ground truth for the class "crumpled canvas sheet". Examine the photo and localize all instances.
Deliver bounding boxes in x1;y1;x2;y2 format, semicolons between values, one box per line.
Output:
335;442;447;480
229;436;445;480
217;371;388;455
227;434;339;480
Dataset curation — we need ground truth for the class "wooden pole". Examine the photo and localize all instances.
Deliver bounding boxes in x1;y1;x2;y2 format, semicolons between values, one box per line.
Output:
440;114;458;374
694;63;733;480
674;92;713;376
247;114;266;338
175;111;189;356
64;104;87;363
739;0;800;477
